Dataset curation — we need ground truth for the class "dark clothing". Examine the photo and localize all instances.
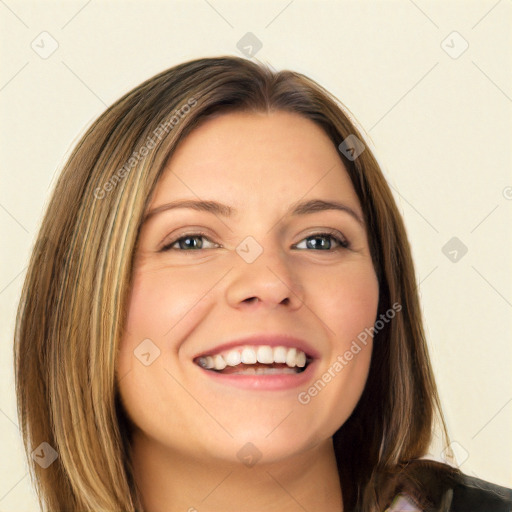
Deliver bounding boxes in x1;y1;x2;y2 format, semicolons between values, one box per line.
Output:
389;471;512;511
448;473;512;511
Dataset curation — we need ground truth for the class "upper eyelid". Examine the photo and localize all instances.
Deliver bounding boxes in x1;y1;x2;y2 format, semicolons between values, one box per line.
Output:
293;230;349;249
159;232;213;251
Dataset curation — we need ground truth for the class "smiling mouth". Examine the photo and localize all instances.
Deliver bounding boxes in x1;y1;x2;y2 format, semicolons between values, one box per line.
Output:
194;345;313;375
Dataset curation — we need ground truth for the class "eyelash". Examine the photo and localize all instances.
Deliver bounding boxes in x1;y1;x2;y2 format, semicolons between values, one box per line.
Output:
159;229;350;252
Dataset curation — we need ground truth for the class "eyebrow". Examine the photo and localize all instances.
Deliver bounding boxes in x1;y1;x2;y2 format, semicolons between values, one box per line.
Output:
143;198;364;226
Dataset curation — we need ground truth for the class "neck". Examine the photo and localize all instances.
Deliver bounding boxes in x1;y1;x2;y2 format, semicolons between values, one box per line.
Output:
131;433;343;512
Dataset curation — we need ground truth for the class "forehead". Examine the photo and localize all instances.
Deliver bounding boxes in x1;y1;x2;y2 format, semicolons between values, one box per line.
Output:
150;110;360;213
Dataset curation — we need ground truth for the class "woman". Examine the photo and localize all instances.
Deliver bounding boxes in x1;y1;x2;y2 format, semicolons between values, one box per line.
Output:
14;56;512;511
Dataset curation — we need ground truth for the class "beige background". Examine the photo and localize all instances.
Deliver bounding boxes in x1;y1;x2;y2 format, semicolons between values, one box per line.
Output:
1;0;511;509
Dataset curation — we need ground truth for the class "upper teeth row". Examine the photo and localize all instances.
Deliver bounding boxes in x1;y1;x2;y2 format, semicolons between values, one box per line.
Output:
197;346;307;371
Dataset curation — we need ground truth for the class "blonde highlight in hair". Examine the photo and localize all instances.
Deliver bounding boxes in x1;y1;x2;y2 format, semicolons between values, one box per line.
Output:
15;56;456;511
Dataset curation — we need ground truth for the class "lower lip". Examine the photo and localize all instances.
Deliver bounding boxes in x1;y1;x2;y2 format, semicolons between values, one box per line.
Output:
197;361;317;391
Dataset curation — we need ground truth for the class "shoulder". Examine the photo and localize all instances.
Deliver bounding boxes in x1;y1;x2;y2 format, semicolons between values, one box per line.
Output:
449;472;512;511
386;460;512;512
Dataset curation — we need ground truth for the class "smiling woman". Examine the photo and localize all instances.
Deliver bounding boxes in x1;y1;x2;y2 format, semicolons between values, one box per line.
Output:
13;56;512;512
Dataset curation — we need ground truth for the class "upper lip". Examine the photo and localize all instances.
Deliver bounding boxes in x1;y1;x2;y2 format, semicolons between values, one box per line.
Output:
193;334;320;360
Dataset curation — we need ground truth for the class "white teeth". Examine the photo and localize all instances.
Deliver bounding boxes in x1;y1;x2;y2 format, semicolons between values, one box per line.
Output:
241;347;257;364
273;346;287;364
256;346;274;364
213;354;226;370
225;350;241;366
286;348;297;368
197;345;310;371
296;351;306;368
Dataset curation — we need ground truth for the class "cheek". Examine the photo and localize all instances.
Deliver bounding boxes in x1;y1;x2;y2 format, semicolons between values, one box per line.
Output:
123;266;214;341
115;267;219;441
294;261;379;438
116;267;214;393
310;262;380;346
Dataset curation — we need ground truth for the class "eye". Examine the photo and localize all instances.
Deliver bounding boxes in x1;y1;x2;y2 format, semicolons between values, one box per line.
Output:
160;232;219;252
159;230;350;252
293;231;350;251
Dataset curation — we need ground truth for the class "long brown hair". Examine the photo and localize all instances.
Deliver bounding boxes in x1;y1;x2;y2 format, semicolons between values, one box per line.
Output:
14;55;457;511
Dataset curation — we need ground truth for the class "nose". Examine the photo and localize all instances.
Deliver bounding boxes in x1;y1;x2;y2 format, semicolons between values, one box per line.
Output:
224;242;304;311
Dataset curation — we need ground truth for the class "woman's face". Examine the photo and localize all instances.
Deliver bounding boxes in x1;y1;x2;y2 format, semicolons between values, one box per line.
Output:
117;111;379;465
